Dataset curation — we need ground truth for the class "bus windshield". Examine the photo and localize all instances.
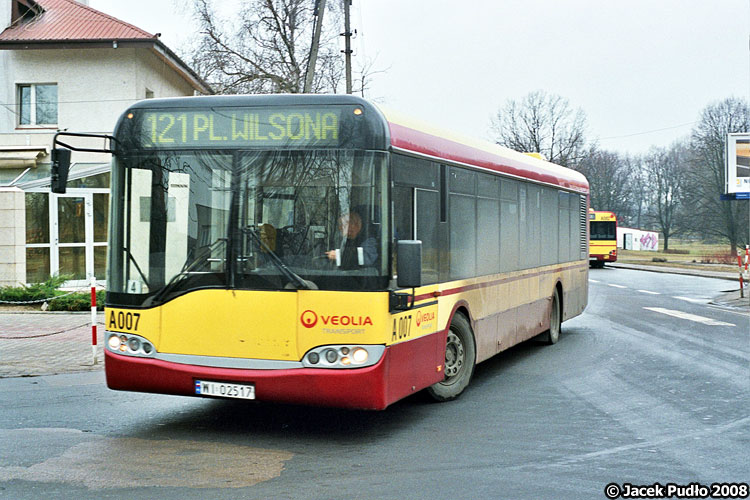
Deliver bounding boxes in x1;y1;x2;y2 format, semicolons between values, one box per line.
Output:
590;221;616;241
107;149;389;305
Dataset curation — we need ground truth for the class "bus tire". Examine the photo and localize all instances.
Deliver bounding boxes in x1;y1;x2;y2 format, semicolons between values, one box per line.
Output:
541;288;561;345
427;312;476;402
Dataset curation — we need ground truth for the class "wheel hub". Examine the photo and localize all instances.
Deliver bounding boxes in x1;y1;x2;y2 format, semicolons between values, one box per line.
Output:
444;331;464;378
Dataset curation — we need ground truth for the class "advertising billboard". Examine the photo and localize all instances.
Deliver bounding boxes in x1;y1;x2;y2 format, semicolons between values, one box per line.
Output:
727;133;750;196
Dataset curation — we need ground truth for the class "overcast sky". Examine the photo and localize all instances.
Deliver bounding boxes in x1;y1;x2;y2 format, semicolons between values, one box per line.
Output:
89;0;750;156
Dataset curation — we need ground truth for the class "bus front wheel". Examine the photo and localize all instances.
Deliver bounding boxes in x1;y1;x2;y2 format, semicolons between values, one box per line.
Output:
427;313;476;402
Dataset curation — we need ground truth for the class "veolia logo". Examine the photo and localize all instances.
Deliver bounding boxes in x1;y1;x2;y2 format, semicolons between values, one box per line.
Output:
300;310;318;328
416;310;435;327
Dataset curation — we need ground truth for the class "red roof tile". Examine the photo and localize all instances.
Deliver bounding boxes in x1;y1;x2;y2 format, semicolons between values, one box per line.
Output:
0;0;157;42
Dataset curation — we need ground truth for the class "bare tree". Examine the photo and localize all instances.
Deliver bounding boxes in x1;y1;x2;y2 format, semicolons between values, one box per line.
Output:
626;154;649;229
187;0;344;94
490;90;588;168
575;147;636;223
643;143;689;251
684;97;750;254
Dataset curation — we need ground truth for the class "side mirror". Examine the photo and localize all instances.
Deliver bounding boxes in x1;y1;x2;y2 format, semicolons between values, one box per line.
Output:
396;240;422;288
50;148;71;194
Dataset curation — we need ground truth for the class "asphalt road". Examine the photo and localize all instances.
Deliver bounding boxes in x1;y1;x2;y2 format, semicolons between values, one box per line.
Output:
1;268;748;500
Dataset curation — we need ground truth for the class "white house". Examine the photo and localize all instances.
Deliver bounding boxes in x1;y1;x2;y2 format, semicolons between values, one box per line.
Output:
0;0;210;287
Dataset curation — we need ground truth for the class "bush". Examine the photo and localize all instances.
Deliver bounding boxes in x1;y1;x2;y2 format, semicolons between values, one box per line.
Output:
0;275;105;311
48;290;106;311
700;252;736;265
0;275;71;303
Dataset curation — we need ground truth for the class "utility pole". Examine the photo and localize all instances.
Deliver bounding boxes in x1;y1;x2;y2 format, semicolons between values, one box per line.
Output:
303;0;326;93
342;0;353;94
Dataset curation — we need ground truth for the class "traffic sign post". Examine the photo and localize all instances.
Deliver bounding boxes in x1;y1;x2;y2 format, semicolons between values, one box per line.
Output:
738;246;749;299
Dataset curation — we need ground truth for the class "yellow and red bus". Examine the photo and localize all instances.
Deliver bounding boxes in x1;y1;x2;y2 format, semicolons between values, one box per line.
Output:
68;95;589;410
589;209;617;268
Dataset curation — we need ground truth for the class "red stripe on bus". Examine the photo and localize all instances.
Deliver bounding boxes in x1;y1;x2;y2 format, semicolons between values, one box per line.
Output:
388;122;589;193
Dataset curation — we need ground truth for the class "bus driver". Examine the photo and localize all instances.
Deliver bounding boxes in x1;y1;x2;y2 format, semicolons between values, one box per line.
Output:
326;211;378;269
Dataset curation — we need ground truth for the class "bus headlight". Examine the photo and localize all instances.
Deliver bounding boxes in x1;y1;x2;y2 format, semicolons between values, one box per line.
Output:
351;347;368;364
108;334;121;350
105;331;156;358
301;345;385;369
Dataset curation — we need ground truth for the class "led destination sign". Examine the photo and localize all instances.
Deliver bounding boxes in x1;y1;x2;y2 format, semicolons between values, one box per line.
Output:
139;107;343;148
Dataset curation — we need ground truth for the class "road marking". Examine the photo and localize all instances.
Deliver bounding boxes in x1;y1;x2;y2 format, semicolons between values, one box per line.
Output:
589;279;600;283
608;284;627;289
637;290;660;295
643;307;735;326
673;296;710;304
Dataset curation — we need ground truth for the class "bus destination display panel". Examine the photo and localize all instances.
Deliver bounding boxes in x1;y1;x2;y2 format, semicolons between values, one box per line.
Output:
138;107;345;148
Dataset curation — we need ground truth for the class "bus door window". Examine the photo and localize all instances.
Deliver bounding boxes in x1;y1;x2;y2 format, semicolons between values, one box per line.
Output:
392;153;441;284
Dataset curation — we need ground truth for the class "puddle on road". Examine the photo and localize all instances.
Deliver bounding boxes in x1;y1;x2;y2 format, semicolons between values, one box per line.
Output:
0;429;293;489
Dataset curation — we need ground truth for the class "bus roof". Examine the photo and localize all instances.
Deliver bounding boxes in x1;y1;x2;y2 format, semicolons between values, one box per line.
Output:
589;210;617;221
377;105;589;194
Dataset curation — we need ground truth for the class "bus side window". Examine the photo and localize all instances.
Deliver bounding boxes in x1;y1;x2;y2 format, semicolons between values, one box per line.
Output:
449;167;477;279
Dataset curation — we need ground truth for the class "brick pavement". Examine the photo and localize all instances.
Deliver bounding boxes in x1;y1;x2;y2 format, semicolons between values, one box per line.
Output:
0;312;105;378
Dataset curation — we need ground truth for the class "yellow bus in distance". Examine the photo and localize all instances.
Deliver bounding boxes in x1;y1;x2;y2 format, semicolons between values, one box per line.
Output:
589;209;617;268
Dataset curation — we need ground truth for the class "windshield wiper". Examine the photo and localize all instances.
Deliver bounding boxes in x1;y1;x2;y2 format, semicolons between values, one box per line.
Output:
244;227;317;290
123;246;151;289
149;238;228;304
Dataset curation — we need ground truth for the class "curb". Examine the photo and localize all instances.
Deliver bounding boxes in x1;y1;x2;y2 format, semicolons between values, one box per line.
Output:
607;262;738;281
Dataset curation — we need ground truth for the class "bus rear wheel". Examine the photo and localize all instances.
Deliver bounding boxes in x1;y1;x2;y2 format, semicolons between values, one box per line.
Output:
541;288;561;345
427;313;476;402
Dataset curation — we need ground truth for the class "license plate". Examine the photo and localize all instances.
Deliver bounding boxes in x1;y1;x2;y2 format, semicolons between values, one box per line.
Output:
195;380;255;400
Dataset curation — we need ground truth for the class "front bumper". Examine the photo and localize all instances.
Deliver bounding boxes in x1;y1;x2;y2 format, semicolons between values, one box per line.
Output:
104;331;444;410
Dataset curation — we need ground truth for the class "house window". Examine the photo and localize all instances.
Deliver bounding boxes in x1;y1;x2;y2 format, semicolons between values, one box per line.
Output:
18;84;58;126
145;88;154;99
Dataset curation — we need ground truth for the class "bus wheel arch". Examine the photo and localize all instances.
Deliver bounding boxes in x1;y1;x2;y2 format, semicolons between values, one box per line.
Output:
427;309;476;402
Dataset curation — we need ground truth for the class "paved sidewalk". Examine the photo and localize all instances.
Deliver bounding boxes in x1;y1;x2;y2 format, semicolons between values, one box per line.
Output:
0;312;105;378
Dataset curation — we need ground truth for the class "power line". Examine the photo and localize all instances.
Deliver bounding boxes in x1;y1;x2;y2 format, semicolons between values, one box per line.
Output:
599;121;697;140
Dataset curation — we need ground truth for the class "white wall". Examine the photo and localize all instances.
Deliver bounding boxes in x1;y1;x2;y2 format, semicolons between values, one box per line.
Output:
0;0;10;31
0;187;25;286
617;227;659;252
